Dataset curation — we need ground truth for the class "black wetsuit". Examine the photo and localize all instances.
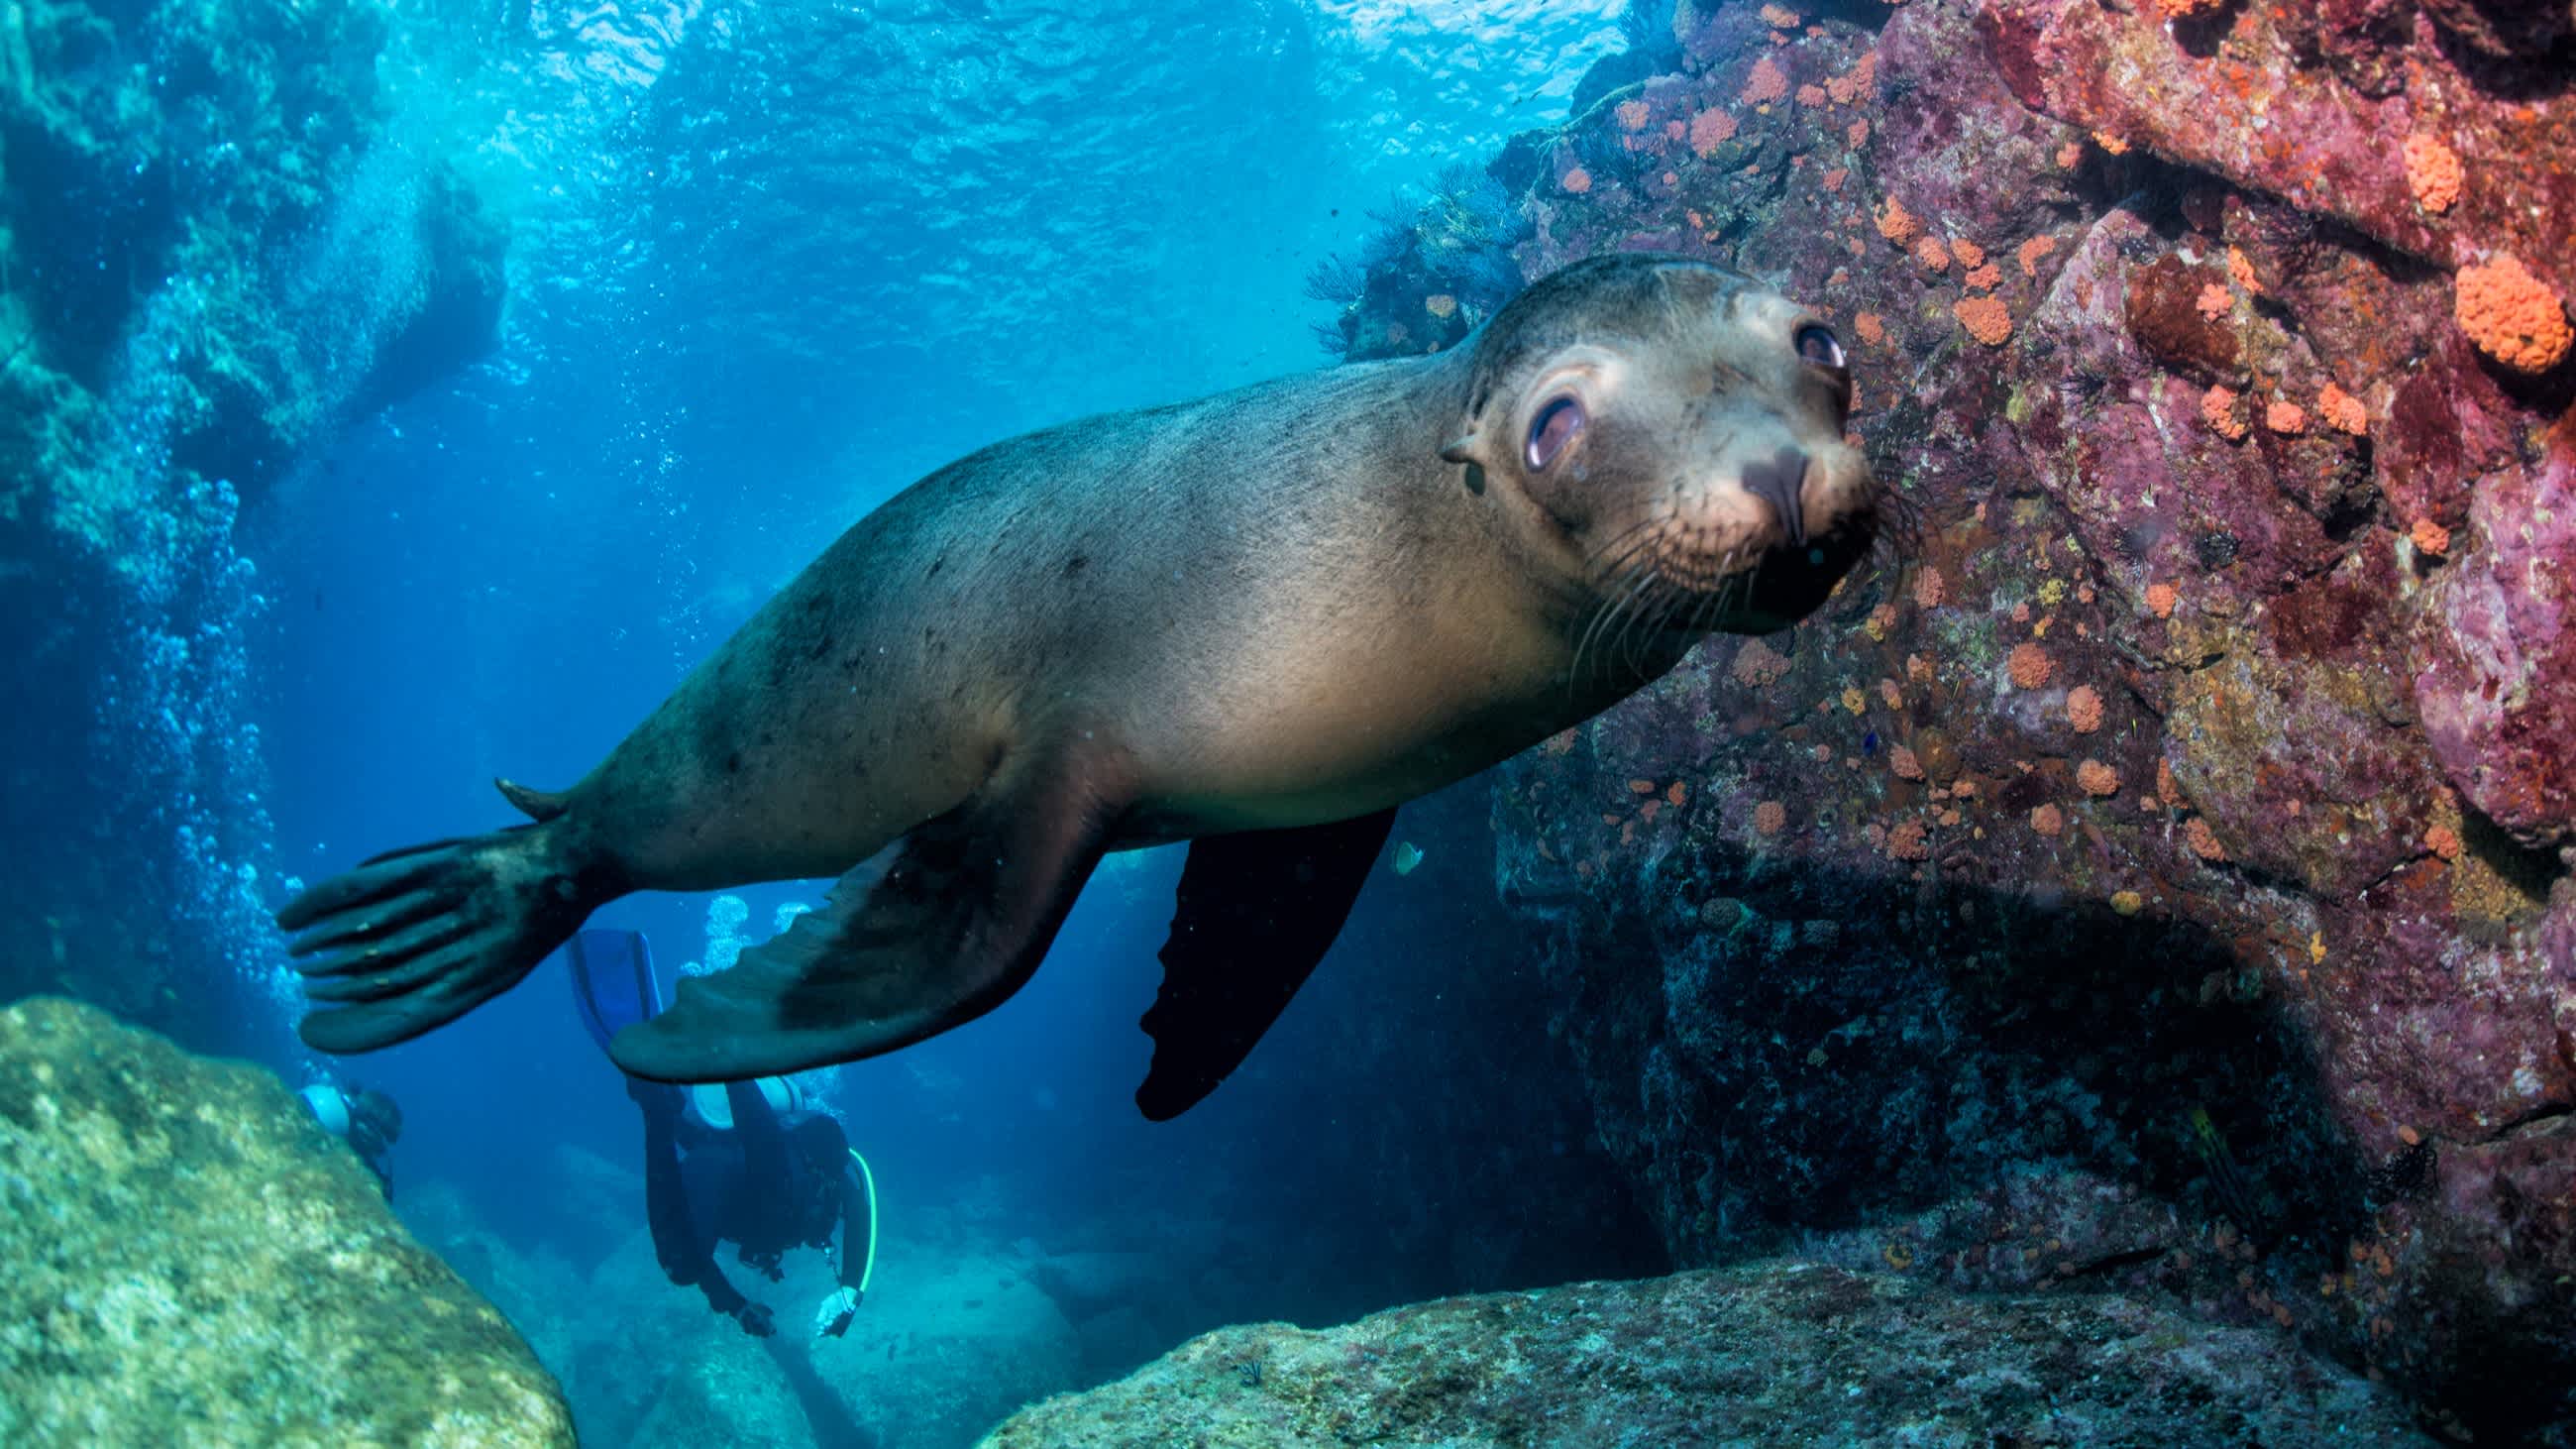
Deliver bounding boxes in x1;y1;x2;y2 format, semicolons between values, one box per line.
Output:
349;1128;394;1201
639;1080;871;1325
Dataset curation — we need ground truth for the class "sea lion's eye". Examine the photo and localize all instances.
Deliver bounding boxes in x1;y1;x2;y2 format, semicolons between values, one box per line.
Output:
1525;394;1586;471
1794;324;1845;370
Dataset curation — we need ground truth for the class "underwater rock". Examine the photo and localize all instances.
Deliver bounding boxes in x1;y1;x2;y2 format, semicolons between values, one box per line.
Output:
0;997;571;1444
1321;0;2576;1435
0;0;508;530
984;1260;2433;1447
2415;443;2576;850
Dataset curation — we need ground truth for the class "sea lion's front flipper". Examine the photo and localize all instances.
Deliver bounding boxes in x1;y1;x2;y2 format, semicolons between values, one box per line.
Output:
609;749;1132;1083
1132;808;1396;1121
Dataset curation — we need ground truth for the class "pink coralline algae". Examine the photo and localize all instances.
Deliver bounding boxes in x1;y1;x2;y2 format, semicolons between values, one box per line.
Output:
2415;445;2576;845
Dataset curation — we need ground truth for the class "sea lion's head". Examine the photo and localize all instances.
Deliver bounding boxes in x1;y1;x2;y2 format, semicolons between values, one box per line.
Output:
1448;254;1879;644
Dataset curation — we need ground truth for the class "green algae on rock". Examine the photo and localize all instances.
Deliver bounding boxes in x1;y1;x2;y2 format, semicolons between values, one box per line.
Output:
985;1261;2433;1448
0;997;572;1446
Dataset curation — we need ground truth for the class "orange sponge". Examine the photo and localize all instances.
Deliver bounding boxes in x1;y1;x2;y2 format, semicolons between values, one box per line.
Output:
2454;255;2571;374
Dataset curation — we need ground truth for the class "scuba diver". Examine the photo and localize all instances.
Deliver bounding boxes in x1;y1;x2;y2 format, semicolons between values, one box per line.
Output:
567;928;880;1340
298;1078;402;1199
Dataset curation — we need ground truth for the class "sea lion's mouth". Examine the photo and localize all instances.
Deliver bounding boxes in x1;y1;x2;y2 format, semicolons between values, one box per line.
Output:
1572;486;1878;671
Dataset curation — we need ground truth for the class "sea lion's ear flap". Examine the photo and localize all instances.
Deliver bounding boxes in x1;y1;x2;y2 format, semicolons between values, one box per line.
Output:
1441;434;1490;494
495;777;571;823
1133;807;1397;1121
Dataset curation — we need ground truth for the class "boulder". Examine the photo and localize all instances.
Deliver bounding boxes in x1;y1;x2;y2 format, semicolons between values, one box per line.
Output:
987;1261;2432;1447
0;997;572;1444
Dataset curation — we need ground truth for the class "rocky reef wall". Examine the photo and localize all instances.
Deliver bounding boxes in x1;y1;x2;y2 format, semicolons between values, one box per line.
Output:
1328;0;2572;1438
0;0;506;1048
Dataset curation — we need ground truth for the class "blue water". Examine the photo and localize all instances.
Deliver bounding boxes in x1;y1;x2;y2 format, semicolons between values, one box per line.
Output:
212;1;1653;1436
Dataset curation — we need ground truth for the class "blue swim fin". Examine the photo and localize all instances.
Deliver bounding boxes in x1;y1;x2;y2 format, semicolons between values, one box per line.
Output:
567;929;665;1058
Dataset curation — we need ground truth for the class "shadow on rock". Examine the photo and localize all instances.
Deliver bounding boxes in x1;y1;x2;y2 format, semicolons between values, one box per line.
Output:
1505;847;2391;1266
764;1336;878;1449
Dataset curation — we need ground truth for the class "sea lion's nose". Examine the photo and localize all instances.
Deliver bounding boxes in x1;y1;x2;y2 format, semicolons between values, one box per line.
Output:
1740;446;1809;548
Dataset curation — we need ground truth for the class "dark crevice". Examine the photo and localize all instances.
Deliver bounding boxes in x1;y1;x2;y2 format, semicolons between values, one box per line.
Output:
2056;1245;2172;1282
2484;1101;2574;1146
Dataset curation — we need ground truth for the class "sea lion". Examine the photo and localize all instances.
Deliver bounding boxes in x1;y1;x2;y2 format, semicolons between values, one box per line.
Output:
277;254;1878;1119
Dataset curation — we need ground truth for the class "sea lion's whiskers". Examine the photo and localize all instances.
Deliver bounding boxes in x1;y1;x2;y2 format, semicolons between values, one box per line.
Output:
1621;541;1699;667
1570;527;1664;687
1578;551;1664;688
1608;556;1679;671
1579;519;1662;587
1578;561;1659;687
1595;512;1690;665
1683;547;1745;636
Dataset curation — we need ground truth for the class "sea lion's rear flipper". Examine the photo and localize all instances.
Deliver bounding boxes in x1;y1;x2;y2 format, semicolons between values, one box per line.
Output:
608;750;1131;1083
279;822;610;1054
1132;808;1396;1121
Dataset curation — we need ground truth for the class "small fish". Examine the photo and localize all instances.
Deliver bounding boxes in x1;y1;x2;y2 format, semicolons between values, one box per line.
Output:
1391;841;1425;876
2187;1105;2267;1237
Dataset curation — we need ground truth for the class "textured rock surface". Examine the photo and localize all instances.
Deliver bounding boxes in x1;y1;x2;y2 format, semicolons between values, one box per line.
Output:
0;0;505;532
1327;0;2573;1438
986;1260;2432;1447
0;0;507;1053
0;997;571;1444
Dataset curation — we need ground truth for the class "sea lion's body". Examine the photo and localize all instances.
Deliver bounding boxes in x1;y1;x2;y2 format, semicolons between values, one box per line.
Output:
280;255;1879;1117
590;355;1634;890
